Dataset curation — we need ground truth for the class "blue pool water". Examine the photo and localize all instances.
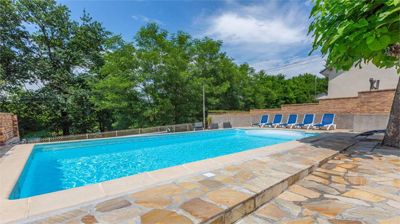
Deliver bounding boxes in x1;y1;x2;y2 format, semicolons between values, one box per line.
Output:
10;129;314;199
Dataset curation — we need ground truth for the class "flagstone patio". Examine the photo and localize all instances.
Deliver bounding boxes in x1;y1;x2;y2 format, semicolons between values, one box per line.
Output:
17;133;360;224
237;141;400;224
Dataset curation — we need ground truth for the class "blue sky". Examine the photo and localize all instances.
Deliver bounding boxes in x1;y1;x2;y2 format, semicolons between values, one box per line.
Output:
59;0;325;77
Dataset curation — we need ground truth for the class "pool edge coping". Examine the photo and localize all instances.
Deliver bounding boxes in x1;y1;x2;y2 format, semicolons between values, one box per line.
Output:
0;128;333;223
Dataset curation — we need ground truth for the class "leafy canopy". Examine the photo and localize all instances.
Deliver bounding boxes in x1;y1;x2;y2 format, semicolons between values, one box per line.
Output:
309;0;400;70
1;1;328;138
90;24;328;130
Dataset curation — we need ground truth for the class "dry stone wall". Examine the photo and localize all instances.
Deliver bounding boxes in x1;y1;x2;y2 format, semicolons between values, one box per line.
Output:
0;113;19;145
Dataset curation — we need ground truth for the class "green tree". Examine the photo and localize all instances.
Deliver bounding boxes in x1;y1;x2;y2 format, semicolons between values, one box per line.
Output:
91;39;142;129
1;0;329;138
287;74;328;103
15;0;109;135
0;0;32;94
309;0;400;148
249;73;327;109
91;24;266;130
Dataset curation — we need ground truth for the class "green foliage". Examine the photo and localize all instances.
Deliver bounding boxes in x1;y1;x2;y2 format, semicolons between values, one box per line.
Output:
248;73;327;109
1;0;109;136
0;1;328;138
309;0;400;147
309;0;400;71
0;0;32;93
91;24;328;130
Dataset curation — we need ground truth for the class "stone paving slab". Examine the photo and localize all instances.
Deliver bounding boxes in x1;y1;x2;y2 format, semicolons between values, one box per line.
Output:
12;133;359;224
237;141;400;224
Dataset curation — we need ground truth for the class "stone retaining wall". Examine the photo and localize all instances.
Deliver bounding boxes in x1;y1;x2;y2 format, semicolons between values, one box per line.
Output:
210;89;395;131
0;113;19;145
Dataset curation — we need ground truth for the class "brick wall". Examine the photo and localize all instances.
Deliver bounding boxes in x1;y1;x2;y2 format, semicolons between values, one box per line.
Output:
0;113;19;145
251;89;395;116
209;89;395;131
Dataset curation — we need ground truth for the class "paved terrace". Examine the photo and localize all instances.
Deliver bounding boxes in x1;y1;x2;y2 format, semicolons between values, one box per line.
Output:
238;141;400;224
14;132;359;224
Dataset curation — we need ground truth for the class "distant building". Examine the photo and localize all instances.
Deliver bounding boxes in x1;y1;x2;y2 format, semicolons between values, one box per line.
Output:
319;63;399;99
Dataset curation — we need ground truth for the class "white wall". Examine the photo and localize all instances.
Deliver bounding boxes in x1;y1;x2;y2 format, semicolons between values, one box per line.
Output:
326;63;399;98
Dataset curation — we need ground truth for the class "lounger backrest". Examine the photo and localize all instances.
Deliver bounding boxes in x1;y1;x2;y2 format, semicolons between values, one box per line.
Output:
223;122;232;128
321;113;335;125
260;114;268;124
303;114;314;124
287;114;297;124
273;114;282;123
210;123;219;129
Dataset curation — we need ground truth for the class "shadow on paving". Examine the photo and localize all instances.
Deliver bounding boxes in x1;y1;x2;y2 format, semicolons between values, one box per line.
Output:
0;145;14;160
299;132;359;153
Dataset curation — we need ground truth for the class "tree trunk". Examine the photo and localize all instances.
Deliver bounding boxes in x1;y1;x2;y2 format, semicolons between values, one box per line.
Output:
382;76;400;148
61;111;71;136
62;124;70;136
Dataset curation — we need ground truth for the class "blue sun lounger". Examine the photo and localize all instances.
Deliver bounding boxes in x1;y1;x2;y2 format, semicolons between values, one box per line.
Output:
258;114;269;127
265;114;283;128
280;114;298;129
313;113;336;130
296;114;315;129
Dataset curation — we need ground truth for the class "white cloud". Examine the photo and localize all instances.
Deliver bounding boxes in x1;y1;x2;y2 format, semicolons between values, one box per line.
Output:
196;0;324;77
253;55;326;78
205;13;306;45
132;15;163;25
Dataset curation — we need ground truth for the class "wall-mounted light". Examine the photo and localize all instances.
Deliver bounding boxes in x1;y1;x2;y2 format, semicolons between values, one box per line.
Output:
369;78;380;90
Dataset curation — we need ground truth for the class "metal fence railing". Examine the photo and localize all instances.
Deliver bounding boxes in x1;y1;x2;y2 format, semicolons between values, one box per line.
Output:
24;123;195;144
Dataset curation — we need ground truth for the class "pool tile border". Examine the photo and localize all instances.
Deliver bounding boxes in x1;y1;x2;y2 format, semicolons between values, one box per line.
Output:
0;129;347;223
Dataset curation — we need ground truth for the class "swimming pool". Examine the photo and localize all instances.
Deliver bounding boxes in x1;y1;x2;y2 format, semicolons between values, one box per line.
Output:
10;129;315;199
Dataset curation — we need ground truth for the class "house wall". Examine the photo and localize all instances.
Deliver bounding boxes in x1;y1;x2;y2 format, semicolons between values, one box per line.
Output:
209;89;395;132
325;63;398;98
0;113;19;145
